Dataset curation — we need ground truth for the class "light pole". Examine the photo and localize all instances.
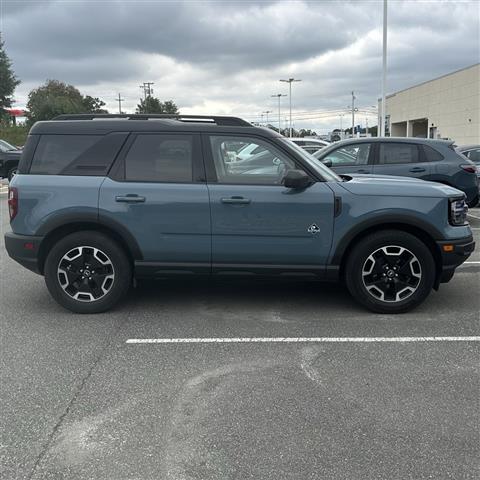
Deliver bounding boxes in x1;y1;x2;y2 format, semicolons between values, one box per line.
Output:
280;78;301;137
351;91;356;137
271;94;287;133
263;110;273;126
381;0;387;136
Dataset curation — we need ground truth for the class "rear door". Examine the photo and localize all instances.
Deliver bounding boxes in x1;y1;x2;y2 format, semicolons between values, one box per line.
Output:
99;132;211;273
373;142;432;179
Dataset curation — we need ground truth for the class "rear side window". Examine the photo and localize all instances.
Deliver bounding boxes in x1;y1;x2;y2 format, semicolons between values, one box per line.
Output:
30;134;127;175
423;145;444;162
125;134;193;182
378;143;420;164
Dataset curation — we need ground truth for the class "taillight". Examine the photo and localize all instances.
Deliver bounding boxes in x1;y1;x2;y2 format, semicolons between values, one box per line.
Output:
460;164;477;174
8;187;18;220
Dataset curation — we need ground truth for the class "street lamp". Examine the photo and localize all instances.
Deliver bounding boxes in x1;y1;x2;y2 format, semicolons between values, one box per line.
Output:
280;78;301;138
263;110;273;126
271;94;287;133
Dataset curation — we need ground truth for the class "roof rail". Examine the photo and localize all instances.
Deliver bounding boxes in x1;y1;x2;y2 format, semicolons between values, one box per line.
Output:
52;114;251;127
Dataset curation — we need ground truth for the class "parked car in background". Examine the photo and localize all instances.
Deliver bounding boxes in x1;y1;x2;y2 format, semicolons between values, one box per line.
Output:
0;139;22;181
290;138;330;154
457;145;480;182
313;137;479;207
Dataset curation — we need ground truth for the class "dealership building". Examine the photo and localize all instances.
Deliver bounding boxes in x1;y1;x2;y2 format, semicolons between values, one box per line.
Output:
379;63;479;145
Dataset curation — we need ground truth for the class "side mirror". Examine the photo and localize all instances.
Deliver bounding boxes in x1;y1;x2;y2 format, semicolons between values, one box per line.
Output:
283;169;312;189
322;159;333;168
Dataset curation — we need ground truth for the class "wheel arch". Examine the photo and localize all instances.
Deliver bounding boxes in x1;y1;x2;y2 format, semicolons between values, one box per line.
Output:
335;222;443;288
38;220;142;274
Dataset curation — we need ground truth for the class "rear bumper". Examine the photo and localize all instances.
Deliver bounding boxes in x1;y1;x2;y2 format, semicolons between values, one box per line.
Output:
4;232;44;274
436;235;475;284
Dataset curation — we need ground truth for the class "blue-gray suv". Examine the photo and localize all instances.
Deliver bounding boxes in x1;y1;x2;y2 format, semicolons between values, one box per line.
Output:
313;137;479;207
5;115;475;314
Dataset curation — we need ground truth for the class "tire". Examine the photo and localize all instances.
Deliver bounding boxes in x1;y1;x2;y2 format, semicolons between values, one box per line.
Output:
345;230;436;314
44;231;132;313
7;167;17;182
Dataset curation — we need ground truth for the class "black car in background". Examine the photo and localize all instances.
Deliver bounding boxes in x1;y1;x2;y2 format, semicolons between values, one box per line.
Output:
0;139;22;181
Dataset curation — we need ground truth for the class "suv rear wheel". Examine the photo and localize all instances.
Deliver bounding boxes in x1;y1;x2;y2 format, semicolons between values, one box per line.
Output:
345;230;435;313
44;231;131;313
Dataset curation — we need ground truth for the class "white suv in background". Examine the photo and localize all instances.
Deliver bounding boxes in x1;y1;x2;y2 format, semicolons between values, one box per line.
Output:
289;138;330;154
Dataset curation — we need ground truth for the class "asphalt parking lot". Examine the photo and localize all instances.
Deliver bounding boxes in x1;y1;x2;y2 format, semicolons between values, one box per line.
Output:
1;191;479;480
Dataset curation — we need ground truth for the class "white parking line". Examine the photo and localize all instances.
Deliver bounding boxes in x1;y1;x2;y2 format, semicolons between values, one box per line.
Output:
467;212;480;220
126;336;480;344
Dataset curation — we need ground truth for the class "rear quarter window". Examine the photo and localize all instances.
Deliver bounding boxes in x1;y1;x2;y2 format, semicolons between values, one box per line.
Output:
30;133;127;175
422;145;444;162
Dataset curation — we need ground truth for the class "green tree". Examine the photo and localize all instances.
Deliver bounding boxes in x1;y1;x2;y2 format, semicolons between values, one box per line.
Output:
83;95;108;113
26;80;108;125
136;96;179;114
0;36;21;122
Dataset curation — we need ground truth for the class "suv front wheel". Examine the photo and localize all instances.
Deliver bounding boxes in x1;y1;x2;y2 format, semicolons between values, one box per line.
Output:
44;231;131;313
345;230;436;314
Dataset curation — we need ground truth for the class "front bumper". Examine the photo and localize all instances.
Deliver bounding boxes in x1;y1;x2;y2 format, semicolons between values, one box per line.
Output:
436;235;475;284
4;232;44;274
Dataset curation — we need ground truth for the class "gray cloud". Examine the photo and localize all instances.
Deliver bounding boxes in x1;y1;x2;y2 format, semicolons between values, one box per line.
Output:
1;0;479;131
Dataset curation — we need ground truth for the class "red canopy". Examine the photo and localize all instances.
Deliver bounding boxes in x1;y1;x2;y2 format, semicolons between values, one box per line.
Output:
6;108;26;117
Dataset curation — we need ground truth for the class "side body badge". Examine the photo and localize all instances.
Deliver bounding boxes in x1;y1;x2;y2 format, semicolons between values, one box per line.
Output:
307;224;320;234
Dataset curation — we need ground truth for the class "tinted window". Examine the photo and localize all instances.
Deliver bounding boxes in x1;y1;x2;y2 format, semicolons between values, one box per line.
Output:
379;143;419;165
466;149;480;163
423;145;444;162
31;135;102;174
125;134;193;182
210;136;296;185
323;143;371;167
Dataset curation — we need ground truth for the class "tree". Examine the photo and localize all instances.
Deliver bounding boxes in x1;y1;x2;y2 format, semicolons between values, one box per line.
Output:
136;96;179;114
0;36;21;121
83;95;108;113
26;80;108;124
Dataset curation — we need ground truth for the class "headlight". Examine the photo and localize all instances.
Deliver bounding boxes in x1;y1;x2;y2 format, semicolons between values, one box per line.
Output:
449;197;468;226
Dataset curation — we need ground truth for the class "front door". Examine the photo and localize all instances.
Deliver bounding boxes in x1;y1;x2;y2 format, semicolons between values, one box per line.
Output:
320;142;374;175
99;132;211;273
204;135;335;274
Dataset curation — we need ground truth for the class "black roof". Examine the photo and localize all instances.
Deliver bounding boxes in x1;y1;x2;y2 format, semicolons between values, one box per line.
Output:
30;114;282;138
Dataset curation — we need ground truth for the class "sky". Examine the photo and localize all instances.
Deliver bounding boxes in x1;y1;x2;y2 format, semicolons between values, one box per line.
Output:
1;0;479;133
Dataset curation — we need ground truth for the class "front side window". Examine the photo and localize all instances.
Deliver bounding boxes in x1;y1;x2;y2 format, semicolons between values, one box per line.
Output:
125;134;193;182
209;136;296;185
379;143;419;165
322;143;372;167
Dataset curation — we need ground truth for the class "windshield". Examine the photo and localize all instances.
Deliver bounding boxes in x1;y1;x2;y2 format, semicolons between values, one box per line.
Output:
280;138;341;182
0;139;17;152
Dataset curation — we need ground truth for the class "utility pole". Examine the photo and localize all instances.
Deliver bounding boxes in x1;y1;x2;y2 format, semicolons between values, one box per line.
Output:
140;82;154;100
280;78;301;137
351;91;356;137
271;94;287;133
339;113;344;138
381;0;388;136
116;93;125;114
260;113;264;125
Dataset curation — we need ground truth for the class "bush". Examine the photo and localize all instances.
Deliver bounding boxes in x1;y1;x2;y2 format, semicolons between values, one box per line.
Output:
0;125;29;147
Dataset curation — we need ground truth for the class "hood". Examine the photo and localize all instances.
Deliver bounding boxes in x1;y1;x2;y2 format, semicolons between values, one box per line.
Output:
338;174;463;198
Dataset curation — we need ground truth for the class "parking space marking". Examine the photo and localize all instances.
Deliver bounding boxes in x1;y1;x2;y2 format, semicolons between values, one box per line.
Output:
467;212;480;220
126;336;480;344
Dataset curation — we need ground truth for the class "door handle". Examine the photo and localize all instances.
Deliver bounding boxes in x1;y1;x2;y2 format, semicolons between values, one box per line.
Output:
356;169;370;174
115;194;146;203
221;196;251;205
409;167;426;173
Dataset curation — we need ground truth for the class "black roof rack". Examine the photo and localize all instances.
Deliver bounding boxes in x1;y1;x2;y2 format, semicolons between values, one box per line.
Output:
53;113;251;127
